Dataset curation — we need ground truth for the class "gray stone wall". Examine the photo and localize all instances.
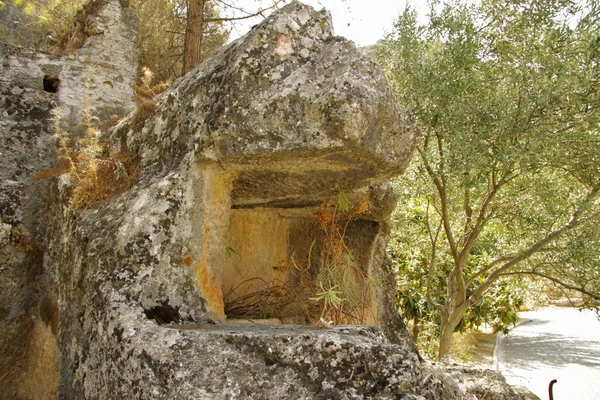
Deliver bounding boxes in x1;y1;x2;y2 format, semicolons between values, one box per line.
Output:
0;1;138;398
0;1;138;128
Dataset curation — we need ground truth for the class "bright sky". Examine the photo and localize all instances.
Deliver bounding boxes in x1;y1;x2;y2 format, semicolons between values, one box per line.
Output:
225;0;429;47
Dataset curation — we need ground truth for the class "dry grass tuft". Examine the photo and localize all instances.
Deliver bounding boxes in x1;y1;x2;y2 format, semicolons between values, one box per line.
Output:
69;149;141;208
131;66;169;125
28;149;141;208
223;277;316;322
28;159;72;181
447;328;497;366
131;98;158;126
30;106;141;208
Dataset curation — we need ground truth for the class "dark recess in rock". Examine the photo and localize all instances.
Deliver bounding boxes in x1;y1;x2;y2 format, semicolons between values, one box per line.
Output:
144;301;185;325
43;75;60;93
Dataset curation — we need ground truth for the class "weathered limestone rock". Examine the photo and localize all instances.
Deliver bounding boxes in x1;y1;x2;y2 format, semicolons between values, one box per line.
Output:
416;364;529;400
0;1;137;399
0;1;138;128
454;367;530;400
107;0;417;323
0;0;137;272
0;1;39;48
39;2;434;398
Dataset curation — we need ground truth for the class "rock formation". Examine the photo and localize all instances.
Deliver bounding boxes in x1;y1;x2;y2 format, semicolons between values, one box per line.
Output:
0;1;137;398
0;1;527;399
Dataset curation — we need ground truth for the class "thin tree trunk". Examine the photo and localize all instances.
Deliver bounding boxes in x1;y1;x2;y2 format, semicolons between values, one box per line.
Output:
411;317;420;341
438;323;453;361
437;310;463;360
183;0;206;75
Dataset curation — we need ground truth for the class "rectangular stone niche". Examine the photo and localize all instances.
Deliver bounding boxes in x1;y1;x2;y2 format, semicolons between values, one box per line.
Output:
221;206;380;325
192;162;382;326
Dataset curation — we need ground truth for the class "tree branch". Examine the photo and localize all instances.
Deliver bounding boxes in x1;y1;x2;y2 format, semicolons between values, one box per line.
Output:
432;134;460;263
499;270;599;301
466;255;515;287
466;178;600;307
425;203;444;310
206;0;284;23
456;173;507;269
463;171;473;234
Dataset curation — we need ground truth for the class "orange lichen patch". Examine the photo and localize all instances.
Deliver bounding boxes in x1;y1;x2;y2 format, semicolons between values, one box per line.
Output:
182;256;194;267
192;165;234;321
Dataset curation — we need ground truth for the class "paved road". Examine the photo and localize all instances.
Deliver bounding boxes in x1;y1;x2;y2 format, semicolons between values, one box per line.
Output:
495;307;600;400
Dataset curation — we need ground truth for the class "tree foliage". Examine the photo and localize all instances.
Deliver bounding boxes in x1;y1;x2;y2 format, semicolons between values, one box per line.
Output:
0;0;85;48
378;0;600;359
137;0;227;82
0;0;232;81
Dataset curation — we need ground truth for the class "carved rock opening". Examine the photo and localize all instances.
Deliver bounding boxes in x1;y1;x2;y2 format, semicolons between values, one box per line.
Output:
190;154;385;325
143;300;190;325
43;75;60;93
222;207;382;324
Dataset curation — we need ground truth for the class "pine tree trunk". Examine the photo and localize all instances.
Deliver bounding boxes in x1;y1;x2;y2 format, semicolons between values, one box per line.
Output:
411;317;420;341
183;0;206;75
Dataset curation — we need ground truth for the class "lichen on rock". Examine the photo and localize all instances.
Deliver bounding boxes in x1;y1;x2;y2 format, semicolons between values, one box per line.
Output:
40;2;432;398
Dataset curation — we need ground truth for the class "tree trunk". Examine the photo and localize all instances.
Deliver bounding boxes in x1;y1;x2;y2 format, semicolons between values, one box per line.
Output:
437;320;454;360
437;307;466;360
411;318;420;341
183;0;206;75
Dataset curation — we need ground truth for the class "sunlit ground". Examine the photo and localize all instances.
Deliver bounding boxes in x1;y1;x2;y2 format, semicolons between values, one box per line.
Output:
448;328;497;366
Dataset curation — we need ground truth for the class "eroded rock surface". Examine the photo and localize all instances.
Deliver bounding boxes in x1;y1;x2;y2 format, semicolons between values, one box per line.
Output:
37;2;431;398
0;1;137;399
418;364;528;400
0;1;137;128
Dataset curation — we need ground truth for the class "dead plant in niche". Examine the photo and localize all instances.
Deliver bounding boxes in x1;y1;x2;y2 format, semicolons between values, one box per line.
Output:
223;277;315;322
310;192;373;325
222;192;374;326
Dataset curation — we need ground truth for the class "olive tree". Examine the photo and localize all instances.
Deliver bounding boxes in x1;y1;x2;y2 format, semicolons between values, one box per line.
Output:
378;0;600;360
